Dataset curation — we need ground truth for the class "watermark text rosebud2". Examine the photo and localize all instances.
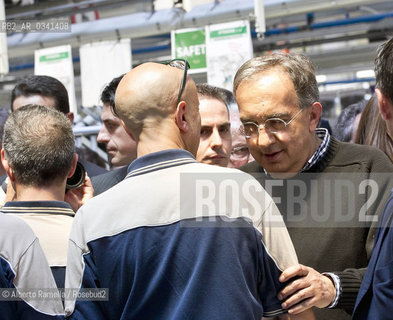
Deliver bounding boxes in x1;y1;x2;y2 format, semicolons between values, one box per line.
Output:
180;172;384;228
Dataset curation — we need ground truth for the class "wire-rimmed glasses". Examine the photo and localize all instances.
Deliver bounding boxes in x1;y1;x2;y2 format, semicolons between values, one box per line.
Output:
241;109;303;138
231;145;250;159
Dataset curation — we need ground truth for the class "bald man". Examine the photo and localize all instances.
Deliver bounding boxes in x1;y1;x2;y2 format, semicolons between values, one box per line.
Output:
65;61;314;320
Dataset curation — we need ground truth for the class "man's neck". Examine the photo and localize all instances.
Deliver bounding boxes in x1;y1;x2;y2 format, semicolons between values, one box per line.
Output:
14;184;66;202
310;134;323;157
137;131;188;158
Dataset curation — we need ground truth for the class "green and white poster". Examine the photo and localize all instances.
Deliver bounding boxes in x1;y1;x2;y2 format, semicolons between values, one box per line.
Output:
206;20;253;90
171;27;206;73
34;45;77;114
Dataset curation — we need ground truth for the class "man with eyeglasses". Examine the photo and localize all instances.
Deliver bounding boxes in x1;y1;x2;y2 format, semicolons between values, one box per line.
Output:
196;83;232;167
64;60;314;319
228;104;254;168
234;53;393;320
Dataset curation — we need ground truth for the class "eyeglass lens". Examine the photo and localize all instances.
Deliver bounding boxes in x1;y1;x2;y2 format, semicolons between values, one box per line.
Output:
243;119;286;137
242;109;303;137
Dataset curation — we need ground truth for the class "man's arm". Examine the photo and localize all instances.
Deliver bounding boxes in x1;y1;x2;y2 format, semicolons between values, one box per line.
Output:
255;198;315;319
65;210;106;320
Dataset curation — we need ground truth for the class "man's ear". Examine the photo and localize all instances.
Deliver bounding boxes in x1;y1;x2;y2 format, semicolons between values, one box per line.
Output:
175;101;188;132
309;102;322;131
376;88;392;120
67;153;79;178
1;149;15;182
66;112;75;124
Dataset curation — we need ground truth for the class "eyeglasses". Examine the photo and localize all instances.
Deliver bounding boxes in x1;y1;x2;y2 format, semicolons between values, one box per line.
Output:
231;145;250;159
110;59;190;117
163;59;190;104
241;109;303;138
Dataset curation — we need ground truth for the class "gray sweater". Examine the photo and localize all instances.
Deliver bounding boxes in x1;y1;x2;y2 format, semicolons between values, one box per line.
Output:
241;137;393;320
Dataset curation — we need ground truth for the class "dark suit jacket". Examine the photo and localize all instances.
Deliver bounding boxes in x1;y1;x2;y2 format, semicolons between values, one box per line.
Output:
353;193;393;320
92;166;128;196
79;159;107;177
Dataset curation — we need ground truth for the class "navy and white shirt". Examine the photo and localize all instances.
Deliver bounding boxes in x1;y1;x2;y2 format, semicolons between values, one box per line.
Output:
65;149;298;320
0;214;64;319
2;200;74;289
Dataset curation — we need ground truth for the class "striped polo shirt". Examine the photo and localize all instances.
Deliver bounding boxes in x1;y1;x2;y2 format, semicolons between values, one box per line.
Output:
65;149;298;319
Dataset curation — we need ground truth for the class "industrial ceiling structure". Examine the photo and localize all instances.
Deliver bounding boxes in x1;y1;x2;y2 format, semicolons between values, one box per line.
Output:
1;0;393;116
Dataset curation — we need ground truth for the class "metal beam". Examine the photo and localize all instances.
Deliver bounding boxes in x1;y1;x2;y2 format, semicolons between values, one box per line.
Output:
6;0;152;20
265;0;389;19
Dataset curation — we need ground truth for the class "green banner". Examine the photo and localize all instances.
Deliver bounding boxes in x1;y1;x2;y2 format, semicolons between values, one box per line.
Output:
39;51;69;62
210;26;247;39
174;29;206;70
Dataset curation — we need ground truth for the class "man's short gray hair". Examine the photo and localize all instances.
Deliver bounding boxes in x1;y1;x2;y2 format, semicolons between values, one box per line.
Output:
3;104;75;187
233;53;319;109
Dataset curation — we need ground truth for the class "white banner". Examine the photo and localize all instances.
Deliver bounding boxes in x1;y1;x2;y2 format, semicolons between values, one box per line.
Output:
34;45;77;114
79;39;131;107
206;20;253;91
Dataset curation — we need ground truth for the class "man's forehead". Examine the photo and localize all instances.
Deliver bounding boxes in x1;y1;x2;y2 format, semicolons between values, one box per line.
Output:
238;92;300;119
239;105;292;120
13;94;56;110
200;120;230;128
231;130;247;145
199;97;229;118
101;103;120;121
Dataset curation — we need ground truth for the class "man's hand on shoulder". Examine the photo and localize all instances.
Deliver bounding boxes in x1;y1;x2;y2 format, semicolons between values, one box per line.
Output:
278;264;336;314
